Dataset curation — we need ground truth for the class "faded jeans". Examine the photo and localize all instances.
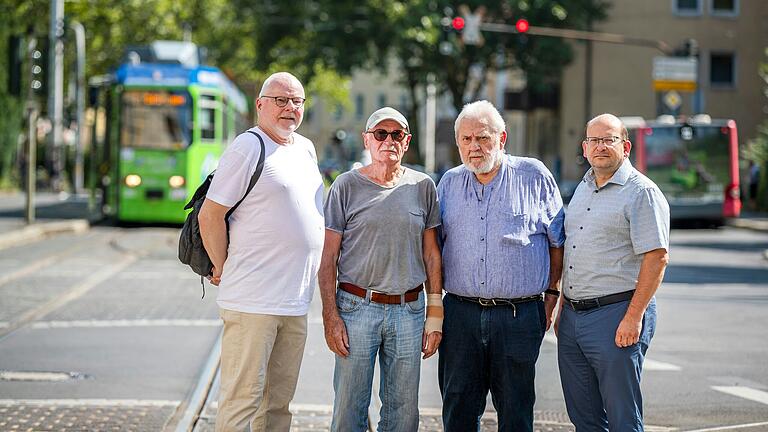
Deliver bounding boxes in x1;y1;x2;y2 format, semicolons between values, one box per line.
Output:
330;288;425;432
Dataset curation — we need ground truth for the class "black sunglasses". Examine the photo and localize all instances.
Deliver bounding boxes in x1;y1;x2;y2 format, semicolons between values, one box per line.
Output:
366;129;410;142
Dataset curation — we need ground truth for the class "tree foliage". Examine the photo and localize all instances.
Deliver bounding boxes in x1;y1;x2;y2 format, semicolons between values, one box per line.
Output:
0;0;608;180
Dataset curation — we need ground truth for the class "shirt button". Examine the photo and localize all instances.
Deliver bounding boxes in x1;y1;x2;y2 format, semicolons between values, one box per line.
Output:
480;217;484;220
481;281;485;285
580;226;583;230
572;245;576;249
569;266;573;269
587;208;591;211
594;190;598;193
480;237;485;241
480;258;484;262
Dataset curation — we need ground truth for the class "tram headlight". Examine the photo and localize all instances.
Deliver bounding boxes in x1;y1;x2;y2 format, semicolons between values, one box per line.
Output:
124;174;142;187
169;175;185;188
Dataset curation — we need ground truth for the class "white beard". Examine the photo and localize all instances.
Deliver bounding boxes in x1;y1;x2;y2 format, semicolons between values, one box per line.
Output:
463;147;504;174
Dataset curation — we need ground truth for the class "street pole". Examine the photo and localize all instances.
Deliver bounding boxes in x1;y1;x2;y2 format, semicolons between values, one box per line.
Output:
26;36;39;224
71;20;86;195
424;73;437;174
584;19;593;125
48;0;65;192
480;22;673;55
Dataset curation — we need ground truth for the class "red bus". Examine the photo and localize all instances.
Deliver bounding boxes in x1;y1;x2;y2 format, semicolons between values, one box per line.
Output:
624;115;741;226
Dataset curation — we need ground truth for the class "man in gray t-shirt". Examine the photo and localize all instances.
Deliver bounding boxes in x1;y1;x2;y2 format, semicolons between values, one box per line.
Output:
319;107;443;432
324;168;440;293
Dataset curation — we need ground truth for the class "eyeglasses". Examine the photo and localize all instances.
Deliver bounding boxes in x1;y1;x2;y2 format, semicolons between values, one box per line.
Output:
584;136;623;147
366;129;410;142
261;95;306;108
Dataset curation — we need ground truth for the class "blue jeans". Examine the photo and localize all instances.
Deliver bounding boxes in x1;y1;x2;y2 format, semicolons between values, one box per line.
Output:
557;298;657;432
330;289;425;432
438;294;546;432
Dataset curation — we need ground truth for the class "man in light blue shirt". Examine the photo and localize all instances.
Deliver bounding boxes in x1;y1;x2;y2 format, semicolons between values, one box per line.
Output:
437;100;564;432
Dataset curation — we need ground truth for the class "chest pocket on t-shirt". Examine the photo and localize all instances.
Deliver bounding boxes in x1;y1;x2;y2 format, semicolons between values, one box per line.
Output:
502;213;531;246
409;210;426;235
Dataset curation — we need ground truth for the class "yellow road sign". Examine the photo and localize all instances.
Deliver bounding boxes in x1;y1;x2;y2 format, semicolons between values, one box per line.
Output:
653;80;697;92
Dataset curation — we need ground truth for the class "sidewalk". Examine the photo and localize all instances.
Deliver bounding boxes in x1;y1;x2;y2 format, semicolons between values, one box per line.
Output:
0;191;93;250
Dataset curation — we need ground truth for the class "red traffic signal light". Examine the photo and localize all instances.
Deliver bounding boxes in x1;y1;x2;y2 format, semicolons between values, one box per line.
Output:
452;17;465;31
515;18;529;33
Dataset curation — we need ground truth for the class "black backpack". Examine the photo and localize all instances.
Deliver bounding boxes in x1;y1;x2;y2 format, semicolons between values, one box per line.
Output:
179;130;265;297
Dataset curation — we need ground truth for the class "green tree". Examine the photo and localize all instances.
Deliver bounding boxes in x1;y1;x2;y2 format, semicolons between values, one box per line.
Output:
742;47;768;210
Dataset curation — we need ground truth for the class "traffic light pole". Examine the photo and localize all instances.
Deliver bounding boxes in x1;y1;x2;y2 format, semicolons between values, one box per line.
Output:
480;22;673;55
71;20;86;195
48;0;65;192
25;37;39;224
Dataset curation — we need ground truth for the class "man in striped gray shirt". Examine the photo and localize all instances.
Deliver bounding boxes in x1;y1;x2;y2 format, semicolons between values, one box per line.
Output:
557;113;670;431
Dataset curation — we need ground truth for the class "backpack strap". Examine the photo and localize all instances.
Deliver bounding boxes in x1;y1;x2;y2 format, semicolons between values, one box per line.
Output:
225;130;266;219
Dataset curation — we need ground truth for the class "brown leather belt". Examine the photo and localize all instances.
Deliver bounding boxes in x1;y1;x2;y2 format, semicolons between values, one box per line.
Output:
338;282;423;305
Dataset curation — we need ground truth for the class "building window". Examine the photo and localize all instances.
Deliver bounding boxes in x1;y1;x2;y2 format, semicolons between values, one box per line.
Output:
673;0;702;15
710;52;736;87
355;94;364;120
710;0;738;16
377;93;386;108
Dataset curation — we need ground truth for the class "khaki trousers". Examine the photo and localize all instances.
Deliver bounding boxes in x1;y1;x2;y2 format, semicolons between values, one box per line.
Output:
215;308;307;432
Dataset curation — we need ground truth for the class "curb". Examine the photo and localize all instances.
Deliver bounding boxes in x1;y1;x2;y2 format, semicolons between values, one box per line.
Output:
0;219;90;251
726;218;768;232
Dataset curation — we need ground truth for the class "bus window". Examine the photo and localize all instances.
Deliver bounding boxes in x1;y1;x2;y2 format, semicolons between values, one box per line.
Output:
644;125;729;195
120;90;191;149
199;94;218;141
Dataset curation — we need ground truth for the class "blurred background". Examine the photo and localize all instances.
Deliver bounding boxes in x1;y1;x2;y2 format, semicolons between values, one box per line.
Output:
0;1;767;431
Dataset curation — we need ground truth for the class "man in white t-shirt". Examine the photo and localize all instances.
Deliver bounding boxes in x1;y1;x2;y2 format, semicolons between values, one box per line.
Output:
198;72;324;432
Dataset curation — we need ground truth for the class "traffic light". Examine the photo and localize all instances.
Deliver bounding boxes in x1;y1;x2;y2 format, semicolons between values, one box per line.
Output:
515;19;530;34
7;35;23;97
452;17;465;32
30;37;48;96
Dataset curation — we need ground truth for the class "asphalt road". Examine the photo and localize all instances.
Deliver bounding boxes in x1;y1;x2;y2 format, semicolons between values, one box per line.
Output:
0;225;766;431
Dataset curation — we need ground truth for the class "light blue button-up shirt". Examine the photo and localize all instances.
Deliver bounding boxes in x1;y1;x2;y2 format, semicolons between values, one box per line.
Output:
437;155;565;299
563;159;670;300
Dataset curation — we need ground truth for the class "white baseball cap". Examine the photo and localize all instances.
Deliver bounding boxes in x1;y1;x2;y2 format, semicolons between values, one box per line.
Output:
365;107;410;132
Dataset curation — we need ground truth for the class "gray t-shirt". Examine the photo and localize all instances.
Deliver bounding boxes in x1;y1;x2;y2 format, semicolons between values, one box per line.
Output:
324;167;441;294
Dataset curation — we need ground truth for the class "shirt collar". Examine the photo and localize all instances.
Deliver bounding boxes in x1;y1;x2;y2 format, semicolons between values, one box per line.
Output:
583;158;633;188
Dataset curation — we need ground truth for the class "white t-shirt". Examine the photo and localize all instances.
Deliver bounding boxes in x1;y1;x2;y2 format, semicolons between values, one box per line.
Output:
206;127;324;316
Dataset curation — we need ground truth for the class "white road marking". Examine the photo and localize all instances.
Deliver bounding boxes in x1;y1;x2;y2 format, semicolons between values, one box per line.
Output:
711;386;768;406
1;254;139;337
684;421;768;432
644;359;683;371
542;332;682;371
30;319;221;329
0;399;179;407
0;371;75;382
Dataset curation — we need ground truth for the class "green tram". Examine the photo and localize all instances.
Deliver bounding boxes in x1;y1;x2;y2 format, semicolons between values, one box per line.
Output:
89;51;250;223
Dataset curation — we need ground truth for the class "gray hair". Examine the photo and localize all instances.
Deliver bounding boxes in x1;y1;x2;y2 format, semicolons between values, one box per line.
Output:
454;100;506;139
258;72;303;97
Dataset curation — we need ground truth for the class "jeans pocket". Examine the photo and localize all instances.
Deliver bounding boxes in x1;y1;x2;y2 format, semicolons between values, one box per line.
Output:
336;291;362;313
405;292;425;314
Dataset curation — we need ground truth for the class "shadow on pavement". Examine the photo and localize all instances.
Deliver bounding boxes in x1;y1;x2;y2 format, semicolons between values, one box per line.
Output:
664;264;768;285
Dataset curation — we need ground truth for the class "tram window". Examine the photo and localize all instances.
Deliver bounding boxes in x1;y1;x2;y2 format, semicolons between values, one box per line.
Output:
200;107;215;140
199;94;218;141
120;90;191;149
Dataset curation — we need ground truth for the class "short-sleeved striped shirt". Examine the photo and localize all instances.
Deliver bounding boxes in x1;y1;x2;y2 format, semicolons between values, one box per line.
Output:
562;159;670;300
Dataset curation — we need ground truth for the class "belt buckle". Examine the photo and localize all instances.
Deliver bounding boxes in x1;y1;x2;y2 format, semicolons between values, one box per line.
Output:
478;298;496;306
